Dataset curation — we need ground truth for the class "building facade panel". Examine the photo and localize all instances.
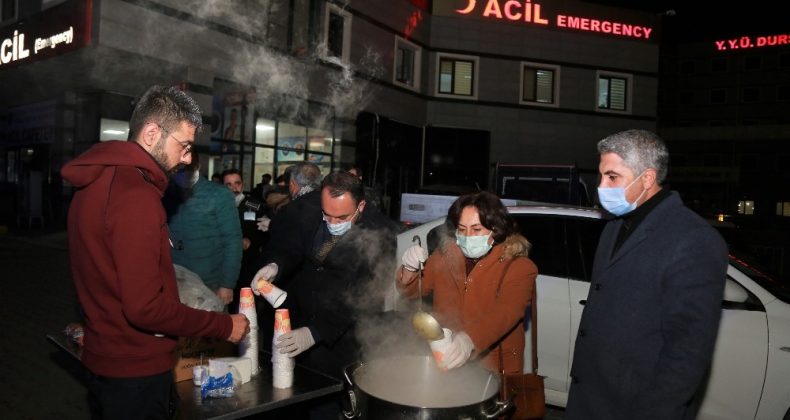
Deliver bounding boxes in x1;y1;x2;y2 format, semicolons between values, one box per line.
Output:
1;0;660;227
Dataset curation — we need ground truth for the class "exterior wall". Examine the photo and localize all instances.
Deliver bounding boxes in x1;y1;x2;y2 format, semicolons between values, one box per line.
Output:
350;0;660;171
0;0;661;226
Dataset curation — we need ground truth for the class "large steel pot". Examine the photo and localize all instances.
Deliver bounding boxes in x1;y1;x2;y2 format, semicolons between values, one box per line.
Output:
342;355;513;419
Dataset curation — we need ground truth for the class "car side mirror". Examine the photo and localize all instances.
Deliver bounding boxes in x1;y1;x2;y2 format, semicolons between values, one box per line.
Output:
723;278;749;303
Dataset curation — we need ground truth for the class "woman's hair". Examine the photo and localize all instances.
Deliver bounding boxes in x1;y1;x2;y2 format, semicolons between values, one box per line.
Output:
446;191;518;243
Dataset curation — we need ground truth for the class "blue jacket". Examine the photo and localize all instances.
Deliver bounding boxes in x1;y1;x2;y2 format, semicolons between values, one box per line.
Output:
566;191;728;420
168;177;242;290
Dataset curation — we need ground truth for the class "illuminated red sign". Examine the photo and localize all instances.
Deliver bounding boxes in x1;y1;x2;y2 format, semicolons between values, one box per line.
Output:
715;34;790;51
434;0;657;41
0;0;92;71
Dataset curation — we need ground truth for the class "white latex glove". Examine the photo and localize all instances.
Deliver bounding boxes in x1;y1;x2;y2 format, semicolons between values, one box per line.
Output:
401;244;428;271
257;216;271;232
250;263;279;295
443;331;474;370
275;327;315;357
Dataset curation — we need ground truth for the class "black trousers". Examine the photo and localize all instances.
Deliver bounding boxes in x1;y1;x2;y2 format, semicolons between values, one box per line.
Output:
88;370;179;420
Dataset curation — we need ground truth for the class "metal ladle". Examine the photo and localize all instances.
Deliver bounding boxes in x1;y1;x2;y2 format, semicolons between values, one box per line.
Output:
410;235;445;341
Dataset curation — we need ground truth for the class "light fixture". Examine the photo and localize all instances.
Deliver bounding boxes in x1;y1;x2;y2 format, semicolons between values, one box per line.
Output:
256;123;275;130
103;129;127;135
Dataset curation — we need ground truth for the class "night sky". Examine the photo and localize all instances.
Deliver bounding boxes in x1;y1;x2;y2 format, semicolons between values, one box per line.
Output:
583;1;788;43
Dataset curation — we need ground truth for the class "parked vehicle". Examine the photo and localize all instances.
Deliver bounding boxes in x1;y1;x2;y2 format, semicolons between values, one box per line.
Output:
393;204;790;420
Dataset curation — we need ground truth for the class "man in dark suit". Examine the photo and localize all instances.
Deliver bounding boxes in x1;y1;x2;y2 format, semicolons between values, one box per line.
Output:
566;129;728;420
251;170;396;419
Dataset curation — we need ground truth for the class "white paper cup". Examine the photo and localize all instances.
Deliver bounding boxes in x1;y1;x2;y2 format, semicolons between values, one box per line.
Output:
429;328;454;369
255;279;287;308
192;365;208;387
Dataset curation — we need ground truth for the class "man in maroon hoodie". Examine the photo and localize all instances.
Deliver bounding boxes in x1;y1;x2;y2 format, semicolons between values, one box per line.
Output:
62;85;249;420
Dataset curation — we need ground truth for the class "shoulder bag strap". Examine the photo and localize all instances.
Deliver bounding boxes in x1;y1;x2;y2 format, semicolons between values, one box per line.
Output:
495;257;539;374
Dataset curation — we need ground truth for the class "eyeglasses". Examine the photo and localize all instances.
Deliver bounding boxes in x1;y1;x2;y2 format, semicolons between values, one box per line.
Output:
158;124;193;157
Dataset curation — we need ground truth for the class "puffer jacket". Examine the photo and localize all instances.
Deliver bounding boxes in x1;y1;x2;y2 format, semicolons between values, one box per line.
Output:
399;233;538;373
168;177;242;290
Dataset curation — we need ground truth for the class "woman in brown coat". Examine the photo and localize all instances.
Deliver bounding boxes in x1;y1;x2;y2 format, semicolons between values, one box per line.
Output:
397;191;538;374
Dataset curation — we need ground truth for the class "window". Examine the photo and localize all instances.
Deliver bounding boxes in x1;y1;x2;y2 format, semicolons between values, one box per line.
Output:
777;202;790;217
513;215;569;279
742;87;760;103
744;56;762;71
737;200;755;215
711;58;727;72
596;71;631;112
323;3;352;62
520;62;559;107
394;37;421;90
435;53;478;99
0;0;15;23
710;89;727;104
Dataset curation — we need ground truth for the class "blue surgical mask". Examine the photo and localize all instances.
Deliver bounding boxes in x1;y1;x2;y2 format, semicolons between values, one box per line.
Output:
456;232;493;259
324;208;359;236
597;172;646;216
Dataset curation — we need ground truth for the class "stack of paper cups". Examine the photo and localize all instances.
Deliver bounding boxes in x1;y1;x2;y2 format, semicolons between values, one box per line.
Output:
238;287;260;375
272;308;294;388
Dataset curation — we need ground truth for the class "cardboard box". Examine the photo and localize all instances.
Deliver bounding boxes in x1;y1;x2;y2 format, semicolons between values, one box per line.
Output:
173;337;236;382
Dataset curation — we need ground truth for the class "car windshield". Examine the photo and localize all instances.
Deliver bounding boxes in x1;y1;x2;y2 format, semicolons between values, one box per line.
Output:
728;250;790;303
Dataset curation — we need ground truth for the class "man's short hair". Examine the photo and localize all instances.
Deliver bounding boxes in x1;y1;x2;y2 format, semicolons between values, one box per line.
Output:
287;162;322;189
221;168;242;183
128;85;203;141
321;170;365;204
597;129;669;184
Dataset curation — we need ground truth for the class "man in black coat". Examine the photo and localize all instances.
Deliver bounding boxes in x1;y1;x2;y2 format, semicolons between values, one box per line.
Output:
566;129;728;420
252;170;396;419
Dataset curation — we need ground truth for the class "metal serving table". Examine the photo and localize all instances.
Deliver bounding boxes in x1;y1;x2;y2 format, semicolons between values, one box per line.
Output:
46;333;342;420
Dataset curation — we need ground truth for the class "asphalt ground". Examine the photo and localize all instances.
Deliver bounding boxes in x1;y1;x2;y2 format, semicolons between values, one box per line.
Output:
0;229;565;419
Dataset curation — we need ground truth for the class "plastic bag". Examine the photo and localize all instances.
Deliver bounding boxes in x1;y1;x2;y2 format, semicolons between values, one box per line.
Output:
200;366;241;399
174;264;224;312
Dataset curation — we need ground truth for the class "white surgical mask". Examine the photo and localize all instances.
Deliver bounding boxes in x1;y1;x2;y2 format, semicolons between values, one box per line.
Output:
597;172;647;216
456;232;493;259
324;208;359;236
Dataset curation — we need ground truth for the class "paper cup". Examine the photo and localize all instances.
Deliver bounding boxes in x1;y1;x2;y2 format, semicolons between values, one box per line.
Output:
272;308;294;388
429;328;454;368
273;309;291;335
256;279;287;308
192;365;208;387
238;287;258;328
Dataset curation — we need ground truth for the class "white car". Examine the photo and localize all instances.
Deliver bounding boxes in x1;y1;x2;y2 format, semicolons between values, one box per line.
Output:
393;204;790;420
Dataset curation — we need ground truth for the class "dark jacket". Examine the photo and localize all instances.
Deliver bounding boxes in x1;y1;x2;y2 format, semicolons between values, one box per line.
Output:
263;189;323;274
565;191;728;420
61;141;232;378
277;206;397;378
168;177;243;290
